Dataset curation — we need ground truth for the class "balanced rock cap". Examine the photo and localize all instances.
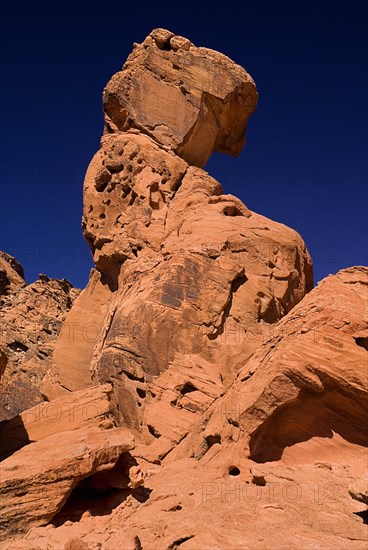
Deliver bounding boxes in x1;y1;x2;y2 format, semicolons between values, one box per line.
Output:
103;28;258;167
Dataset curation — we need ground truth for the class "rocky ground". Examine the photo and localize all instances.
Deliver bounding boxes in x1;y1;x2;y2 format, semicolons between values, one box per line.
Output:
0;29;366;550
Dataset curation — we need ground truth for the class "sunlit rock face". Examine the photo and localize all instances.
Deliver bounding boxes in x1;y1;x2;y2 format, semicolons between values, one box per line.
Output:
63;28;312;433
102;27;258;167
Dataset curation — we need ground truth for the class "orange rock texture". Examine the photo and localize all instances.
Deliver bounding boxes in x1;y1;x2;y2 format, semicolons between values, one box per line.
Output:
0;252;79;419
0;29;366;549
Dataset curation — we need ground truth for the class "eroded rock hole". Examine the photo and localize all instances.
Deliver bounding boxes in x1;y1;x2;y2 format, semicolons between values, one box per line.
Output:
95;168;111;192
129;191;138;206
119;368;145;383
132;486;152;502
180;382;197;396
52;484;125;525
148;424;161;438
95;181;108;193
229;466;241;476
223;205;244;216
157;42;172;51
354;337;368;351
108;162;124;174
168;504;183;511
53;482;152;526
8;341;28;353
121;182;131;194
232;273;248;292
252;475;266;486
227;418;239;427
136;387;146;399
52;454;152;526
205;434;221;448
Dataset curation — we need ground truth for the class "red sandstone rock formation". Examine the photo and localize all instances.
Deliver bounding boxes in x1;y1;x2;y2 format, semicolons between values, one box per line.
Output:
0;30;366;549
43;30;312;437
0;252;79;419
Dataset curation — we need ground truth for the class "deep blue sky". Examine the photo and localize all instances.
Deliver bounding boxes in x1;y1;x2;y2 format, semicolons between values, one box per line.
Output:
0;0;366;288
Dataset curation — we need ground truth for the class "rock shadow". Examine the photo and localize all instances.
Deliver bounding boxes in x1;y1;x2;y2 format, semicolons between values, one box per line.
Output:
52;453;152;525
0;415;30;461
249;383;368;463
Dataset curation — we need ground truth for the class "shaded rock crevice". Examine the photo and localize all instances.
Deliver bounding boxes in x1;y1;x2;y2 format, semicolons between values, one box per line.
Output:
207;270;248;340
